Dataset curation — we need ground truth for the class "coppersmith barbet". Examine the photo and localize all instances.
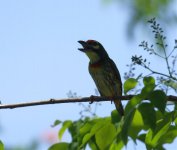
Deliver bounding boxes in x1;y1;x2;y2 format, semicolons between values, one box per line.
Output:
78;40;124;116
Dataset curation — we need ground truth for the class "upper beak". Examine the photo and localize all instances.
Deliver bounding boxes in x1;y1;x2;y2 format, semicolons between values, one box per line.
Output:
78;40;90;52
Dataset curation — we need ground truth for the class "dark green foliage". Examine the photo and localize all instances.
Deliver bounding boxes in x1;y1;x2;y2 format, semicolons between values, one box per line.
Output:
49;76;177;150
138;103;156;130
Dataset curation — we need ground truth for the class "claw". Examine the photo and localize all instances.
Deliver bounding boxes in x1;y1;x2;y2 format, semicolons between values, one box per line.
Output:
89;95;97;104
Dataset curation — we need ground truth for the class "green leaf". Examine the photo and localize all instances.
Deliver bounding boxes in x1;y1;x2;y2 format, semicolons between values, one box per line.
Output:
68;119;83;139
174;104;177;112
121;108;136;144
110;123;124;150
138;103;156;130
145;128;153;149
109;140;124;150
58;120;72;140
156;110;163;121
162;79;177;91
68;120;85;147
141;76;155;98
81;133;94;147
79;122;93;135
174;110;177;126
129;109;144;141
138;133;146;143
141;77;155;99
145;112;172;148
143;76;155;86
158;126;177;144
111;110;121;124
88;139;99;150
0;141;4;150
51;120;62;127
81;118;109;147
151;122;171;147
48;142;69;150
124;78;138;94
141;86;155;98
125;94;142;115
90;118;110;135
95;123;116;150
149;90;167;113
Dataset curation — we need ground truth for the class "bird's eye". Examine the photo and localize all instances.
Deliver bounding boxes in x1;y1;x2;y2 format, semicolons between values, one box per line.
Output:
91;42;97;46
86;40;99;49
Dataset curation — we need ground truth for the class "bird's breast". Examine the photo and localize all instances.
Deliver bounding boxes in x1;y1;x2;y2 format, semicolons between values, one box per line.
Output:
89;63;120;96
87;58;122;98
89;61;102;68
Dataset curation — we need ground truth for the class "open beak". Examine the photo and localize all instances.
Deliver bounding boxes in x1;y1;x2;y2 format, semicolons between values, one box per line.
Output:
78;40;90;52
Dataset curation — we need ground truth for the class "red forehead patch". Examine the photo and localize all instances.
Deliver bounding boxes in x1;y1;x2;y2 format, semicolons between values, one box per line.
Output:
86;40;96;44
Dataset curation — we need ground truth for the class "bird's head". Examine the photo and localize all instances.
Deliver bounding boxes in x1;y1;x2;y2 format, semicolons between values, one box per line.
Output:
78;40;109;64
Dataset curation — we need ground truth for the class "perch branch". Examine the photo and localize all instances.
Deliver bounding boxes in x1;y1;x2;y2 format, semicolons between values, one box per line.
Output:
0;95;176;109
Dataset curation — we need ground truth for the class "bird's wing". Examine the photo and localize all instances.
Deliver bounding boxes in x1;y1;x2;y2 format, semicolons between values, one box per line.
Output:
107;58;122;94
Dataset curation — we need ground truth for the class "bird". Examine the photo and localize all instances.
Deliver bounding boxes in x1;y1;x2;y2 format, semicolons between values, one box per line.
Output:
78;40;124;116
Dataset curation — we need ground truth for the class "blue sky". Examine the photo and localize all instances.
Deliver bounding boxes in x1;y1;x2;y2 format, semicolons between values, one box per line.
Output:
0;0;177;149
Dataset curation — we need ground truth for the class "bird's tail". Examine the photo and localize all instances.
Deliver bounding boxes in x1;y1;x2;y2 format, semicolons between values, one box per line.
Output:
114;100;124;116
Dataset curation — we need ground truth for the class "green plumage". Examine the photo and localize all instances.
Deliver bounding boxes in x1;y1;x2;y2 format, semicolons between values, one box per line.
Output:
78;40;124;116
89;58;124;116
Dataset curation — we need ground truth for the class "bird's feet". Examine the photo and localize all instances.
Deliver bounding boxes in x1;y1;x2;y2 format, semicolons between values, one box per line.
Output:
89;95;98;104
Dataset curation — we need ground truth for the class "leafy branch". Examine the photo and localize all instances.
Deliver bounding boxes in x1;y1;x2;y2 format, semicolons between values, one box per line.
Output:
130;18;177;93
49;76;177;150
131;55;177;80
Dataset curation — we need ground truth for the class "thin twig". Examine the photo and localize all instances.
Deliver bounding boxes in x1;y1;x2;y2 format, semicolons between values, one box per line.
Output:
162;44;172;77
168;47;177;58
142;62;177;80
153;51;165;59
0;95;176;109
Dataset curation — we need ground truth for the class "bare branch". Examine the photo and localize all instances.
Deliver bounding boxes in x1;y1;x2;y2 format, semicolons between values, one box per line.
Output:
0;95;177;109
